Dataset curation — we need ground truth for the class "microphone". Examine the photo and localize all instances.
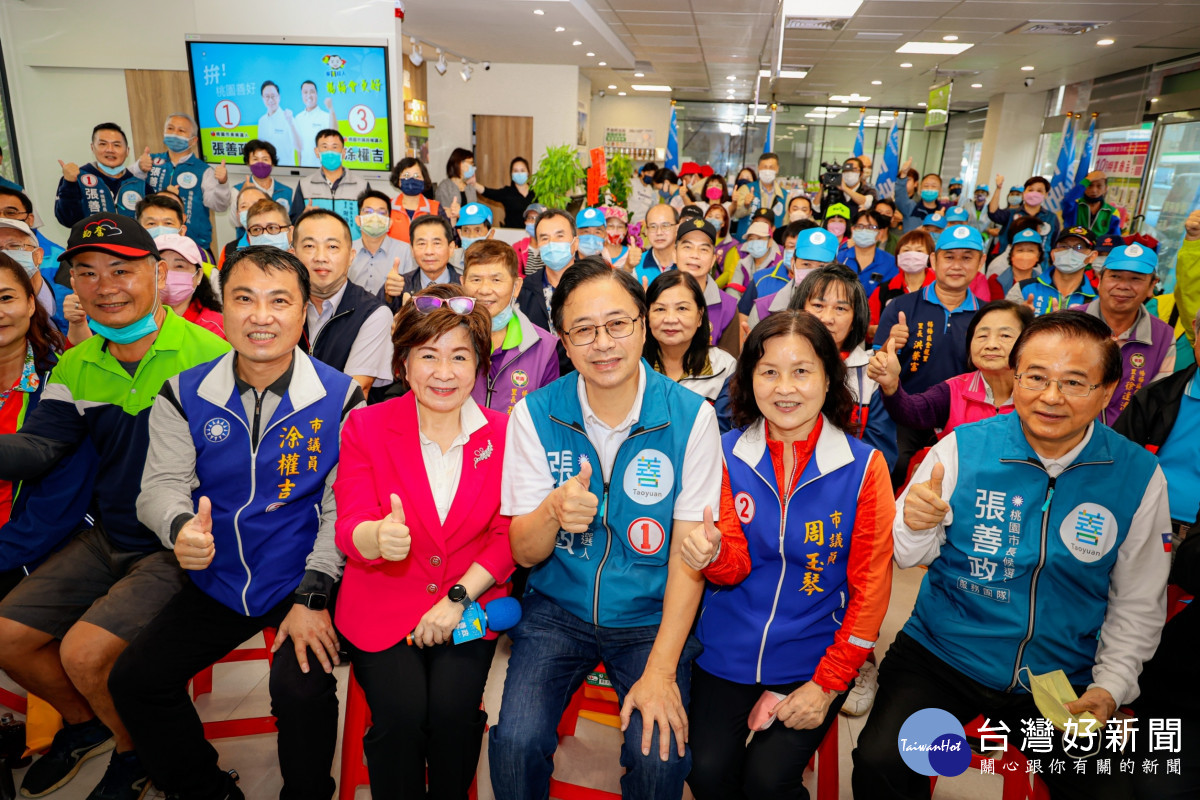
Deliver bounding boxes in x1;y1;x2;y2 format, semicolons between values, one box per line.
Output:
407;596;522;645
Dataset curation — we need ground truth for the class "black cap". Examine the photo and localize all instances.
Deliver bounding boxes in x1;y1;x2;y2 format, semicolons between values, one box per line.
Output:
58;212;160;263
751;207;776;227
677;217;718;246
1055;226;1095;249
679;204;704;224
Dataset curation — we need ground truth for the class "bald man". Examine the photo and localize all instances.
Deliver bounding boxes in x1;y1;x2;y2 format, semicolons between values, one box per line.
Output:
1064;169;1122;239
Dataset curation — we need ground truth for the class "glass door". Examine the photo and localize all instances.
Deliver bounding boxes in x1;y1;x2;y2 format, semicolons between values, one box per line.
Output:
1139;111;1200;289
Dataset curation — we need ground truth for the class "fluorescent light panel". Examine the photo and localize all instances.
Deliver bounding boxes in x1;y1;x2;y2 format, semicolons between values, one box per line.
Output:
897;41;974;55
631;84;672;92
758;69;809;79
782;0;862;18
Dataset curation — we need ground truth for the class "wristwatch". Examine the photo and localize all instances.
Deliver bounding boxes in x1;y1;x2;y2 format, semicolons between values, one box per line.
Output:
293;591;328;611
447;584;472;610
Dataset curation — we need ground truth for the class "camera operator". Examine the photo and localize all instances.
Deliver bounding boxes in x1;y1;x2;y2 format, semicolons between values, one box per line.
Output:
816;157;876;217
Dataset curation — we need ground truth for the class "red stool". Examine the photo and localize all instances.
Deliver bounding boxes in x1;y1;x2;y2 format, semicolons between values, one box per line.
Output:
804;720;839;800
0;687;26;716
192;628;278;740
930;715;1050;800
548;665;626;800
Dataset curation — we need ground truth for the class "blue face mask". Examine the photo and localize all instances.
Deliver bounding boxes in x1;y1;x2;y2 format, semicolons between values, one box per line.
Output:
460;236;480;251
745;239;769;259
512;172;528;186
491;299;515;332
320;150;343;171
96;161;126;177
146;226;180;239
239;210;249;229
525;222;536;237
464;164;476;180
249;231;289;249
90;307;159;345
578;234;604;256
3;249;38;278
163;135;191;153
540;241;573;271
642;174;655;185
400;177;425;197
920;189;939;203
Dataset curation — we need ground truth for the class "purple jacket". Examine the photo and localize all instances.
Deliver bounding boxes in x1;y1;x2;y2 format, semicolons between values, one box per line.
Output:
705;281;738;346
750;280;796;329
472;309;561;415
1080;300;1175;426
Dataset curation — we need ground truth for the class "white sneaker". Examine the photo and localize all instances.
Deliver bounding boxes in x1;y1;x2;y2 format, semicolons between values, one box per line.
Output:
840;661;879;717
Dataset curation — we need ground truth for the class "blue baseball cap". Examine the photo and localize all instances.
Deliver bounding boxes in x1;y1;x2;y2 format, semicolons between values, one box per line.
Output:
1102;242;1158;275
922;213;947;231
457;203;492;227
945;206;970;224
1011;228;1042;247
575;207;605;230
948;176;963;187
975;184;990;193
793;227;839;263
936;224;984;252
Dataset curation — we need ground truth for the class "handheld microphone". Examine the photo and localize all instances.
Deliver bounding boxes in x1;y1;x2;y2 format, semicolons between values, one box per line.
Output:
406;596;522;645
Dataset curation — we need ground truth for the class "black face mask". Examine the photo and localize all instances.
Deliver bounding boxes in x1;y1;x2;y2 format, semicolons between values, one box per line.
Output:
642;174;655;185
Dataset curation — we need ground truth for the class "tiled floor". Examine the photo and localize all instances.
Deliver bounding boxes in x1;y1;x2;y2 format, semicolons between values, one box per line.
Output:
3;565;1007;799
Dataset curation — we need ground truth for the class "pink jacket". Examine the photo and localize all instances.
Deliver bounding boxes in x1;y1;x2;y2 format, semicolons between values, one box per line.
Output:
333;392;515;652
943;370;1015;437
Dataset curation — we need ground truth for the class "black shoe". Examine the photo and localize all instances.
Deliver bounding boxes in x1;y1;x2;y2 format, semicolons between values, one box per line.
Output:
85;750;149;800
19;718;114;797
165;769;242;800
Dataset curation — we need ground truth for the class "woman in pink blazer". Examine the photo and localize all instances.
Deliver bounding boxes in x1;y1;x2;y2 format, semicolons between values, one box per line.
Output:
334;286;514;798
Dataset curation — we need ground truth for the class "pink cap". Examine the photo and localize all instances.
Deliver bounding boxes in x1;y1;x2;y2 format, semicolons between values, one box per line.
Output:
153;233;203;266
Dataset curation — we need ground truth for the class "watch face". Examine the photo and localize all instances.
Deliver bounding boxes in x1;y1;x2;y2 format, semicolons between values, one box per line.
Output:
448;585;467;603
301;593;328;611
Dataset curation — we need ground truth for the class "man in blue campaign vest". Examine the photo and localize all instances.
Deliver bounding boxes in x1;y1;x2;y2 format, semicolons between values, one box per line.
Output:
132;113;232;253
854;311;1171;800
110;246;364;800
732;153;786;239
54;123;149;229
490;257;722;799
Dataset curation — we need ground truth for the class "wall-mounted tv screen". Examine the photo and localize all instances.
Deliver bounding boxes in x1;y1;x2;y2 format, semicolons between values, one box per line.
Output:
185;38;392;171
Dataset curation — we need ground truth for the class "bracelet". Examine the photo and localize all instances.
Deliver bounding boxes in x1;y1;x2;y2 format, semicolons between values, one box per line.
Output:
707;541;722;567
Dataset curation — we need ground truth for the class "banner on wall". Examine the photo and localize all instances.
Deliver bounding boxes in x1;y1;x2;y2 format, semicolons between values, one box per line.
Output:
186;39;392;171
1094;140;1149;223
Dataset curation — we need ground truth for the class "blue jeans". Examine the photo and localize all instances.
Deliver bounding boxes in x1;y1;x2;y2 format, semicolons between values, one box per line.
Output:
488;593;702;800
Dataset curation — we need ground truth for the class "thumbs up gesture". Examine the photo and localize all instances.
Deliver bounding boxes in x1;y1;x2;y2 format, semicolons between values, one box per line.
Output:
58;160;80;183
384;256;405;300
449;197;461;222
867;336;901;396
995;174;1005;192
888;310;909;351
214;159;228;184
551;458;599;534
377;493;411;561
681;506;722;571
904;462;950;531
138;146;153;173
175;496;215;570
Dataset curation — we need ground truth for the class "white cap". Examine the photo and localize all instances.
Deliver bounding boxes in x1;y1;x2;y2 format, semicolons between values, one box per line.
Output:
0;218;35;239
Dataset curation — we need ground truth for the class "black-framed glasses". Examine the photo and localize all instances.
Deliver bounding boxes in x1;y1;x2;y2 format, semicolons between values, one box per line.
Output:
247;223;291;236
0;209;31;220
1015;372;1100;397
852;224;879;231
414;295;476;315
565;316;638;346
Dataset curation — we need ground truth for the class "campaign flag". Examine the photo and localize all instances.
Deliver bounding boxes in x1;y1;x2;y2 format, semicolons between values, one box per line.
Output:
1046;114;1078;214
853;108;865;158
875;114;901;199
1074;115;1098;187
666;105;679;172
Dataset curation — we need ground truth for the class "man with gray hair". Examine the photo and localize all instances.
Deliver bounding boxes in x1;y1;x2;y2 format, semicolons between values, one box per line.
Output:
133;112;231;252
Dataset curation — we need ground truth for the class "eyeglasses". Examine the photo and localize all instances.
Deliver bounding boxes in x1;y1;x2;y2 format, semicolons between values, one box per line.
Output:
852;224;879;231
1015;372;1100;397
1;244;37;252
565;316;638;346
247;223;290;236
361;209;389;217
645;223;675;233
0;209;31;220
1055;242;1092;254
413;295;476;315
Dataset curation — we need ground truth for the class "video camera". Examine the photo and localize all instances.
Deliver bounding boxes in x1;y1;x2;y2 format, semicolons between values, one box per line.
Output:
820;161;845;193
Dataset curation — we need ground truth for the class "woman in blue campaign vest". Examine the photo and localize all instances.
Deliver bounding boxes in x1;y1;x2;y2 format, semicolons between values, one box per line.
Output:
685;310;895;800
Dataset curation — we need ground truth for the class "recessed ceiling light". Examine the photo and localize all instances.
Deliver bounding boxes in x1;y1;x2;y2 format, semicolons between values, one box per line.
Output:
618;91;627;96
572;40;582;46
598;61;606;66
533;8;544;15
971;83;982;88
726;75;737;81
631;84;672;92
918;101;927;107
1097;38;1114;46
634;72;644;77
897;41;973;55
607;84;616;89
871;80;882;85
942;34;959;41
830;94;870;103
900;62;912;68
586;52;595;57
1151;97;1159;103
1021;65;1035;71
554;26;564;32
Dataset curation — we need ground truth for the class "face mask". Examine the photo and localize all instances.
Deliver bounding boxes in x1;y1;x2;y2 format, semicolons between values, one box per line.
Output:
1008;194;1022;207
642;174;655;185
606;231;624;245
3;249;38;278
491;297;516;332
920;189;939;203
90;307;159;345
897;251;928;274
512;171;528;185
96;161;126;177
826;220;847;238
1053;248;1087;274
238;210;250;229
460;236;480;251
1024;190;1045;207
250;161;273;179
704;186;722;201
320;150;343;171
163;135;191;153
744;239;769;259
843;171;861;188
161;270;197;305
146;226;180;239
1019;668;1099;736
578;234;604;256
358;214;390;237
949;189;961;199
735;178;750;188
540;241;573;271
705;216;724;231
400;177;425;196
1093;254;1108;270
525;222;536;237
759;169;777;184
851;228;877;248
1011;250;1040;271
974;194;987;205
463;164;476;180
249;231;289;249
790;211;810;222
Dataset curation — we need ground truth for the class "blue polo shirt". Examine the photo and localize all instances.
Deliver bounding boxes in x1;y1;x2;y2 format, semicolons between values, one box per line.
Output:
874;283;978;394
753;261;790;297
1155;371;1200;523
1009;269;1096;317
838;244;897;297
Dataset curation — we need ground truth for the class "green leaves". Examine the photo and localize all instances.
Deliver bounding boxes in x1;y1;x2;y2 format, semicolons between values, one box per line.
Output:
606;152;633;208
530;144;585;211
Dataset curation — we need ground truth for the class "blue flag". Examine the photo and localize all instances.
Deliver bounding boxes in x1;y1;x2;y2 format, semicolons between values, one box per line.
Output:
1074;116;1097;187
1046;115;1078;214
853;109;865;158
666;106;679;172
874;115;901;200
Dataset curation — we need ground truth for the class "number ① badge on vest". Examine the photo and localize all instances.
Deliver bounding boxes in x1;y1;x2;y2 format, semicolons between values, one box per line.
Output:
627;517;666;556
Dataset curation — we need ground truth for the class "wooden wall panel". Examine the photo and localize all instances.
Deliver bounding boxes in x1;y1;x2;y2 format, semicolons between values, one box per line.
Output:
473;114;533;226
124;70;194;157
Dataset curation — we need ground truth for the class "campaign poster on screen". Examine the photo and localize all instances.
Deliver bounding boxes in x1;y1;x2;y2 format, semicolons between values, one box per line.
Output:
187;40;392;171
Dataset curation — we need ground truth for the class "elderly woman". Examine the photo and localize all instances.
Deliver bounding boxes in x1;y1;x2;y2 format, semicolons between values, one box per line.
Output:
684;310;894;800
334;285;514;798
644;271;735;401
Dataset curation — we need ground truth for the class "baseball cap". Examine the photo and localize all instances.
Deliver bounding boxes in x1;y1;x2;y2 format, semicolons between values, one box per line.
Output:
794;228;838;263
679;162;703;177
1102;243;1157;275
824;203;851;221
948;177;963;187
1055;226;1095;249
575;207;605;230
923;213;947;231
677;217;717;246
1011;228;1042;247
936;224;984;252
457;203;493;228
945;207;970;224
524;203;547;220
153;233;203;266
602;206;628;222
1126;232;1159;252
751;207;776;227
975;184;990;194
0;219;35;238
745;219;772;239
1095;234;1124;253
58;213;159;262
700;165;714;178
679;205;705;225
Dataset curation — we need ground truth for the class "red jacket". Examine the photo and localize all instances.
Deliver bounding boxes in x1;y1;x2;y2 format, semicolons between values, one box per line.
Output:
333;392;515;652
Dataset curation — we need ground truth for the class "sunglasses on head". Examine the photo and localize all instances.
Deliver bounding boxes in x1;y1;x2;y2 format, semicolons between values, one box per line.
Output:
413;296;476;315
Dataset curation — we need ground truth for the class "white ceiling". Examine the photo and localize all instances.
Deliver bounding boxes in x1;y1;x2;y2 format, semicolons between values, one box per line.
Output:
402;0;1200;107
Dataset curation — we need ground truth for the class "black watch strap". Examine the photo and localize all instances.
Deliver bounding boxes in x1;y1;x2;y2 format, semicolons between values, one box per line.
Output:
293;591;328;611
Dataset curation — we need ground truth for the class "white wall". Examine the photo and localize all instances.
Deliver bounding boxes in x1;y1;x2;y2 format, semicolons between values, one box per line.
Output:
978;91;1050;196
588;94;672;161
425;63;581;183
0;0;398;246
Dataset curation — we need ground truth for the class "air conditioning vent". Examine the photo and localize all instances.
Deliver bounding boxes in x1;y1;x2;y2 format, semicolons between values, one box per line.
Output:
1008;20;1110;36
855;32;903;40
785;17;847;31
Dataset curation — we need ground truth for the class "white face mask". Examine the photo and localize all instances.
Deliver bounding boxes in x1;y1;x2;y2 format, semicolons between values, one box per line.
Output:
1053;248;1088;274
759;169;777;184
843;171;861;188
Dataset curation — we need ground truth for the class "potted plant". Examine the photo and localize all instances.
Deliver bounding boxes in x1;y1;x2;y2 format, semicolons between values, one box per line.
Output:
530;144;585;211
605;151;633;208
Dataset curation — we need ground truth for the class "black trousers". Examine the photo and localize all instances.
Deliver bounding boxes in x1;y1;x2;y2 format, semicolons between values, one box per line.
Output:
687;666;846;800
344;635;496;799
891;423;936;490
109;582;338;800
852;631;1132;800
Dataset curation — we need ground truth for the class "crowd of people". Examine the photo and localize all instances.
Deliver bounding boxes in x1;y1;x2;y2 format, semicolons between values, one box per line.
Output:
0;112;1196;800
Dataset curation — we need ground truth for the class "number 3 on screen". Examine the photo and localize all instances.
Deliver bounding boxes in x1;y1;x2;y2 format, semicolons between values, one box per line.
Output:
349;104;375;134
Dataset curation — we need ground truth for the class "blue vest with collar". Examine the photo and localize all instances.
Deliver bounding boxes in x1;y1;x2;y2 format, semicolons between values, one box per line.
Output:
147;153;214;249
904;413;1160;692
697;420;872;685
524;363;705;628
74;163;146;218
177;351;352;616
